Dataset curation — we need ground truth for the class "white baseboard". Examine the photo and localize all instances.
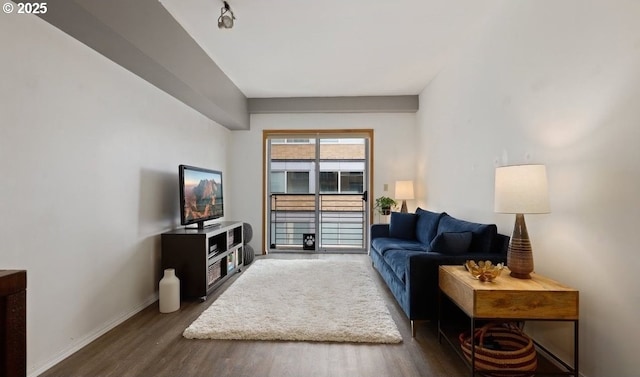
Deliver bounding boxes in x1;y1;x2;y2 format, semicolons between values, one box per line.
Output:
28;293;159;377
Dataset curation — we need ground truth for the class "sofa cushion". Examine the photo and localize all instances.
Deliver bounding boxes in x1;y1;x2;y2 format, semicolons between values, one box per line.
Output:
437;213;497;253
383;249;425;283
429;232;473;255
415;208;443;246
372;238;427;254
389;212;417;240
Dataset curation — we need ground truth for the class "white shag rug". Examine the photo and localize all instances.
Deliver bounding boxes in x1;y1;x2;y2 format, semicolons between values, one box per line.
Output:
183;259;402;344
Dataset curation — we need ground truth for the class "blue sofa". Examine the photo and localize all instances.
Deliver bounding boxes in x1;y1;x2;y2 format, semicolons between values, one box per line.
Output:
370;208;509;335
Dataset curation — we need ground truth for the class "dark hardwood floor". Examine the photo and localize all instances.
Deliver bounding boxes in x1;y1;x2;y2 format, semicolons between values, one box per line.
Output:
40;254;469;377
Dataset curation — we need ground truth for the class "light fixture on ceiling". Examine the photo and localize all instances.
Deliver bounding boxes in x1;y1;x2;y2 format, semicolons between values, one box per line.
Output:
218;1;236;29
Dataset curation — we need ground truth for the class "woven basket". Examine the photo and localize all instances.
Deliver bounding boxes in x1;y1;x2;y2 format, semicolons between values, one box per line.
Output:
459;323;537;377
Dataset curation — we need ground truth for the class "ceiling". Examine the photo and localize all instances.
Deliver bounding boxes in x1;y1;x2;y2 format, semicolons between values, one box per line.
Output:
159;0;502;98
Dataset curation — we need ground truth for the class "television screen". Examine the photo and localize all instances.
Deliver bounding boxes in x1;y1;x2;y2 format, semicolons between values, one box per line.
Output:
179;165;224;228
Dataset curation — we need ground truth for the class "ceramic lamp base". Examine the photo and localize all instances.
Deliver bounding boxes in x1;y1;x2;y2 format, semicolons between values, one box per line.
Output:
507;214;534;279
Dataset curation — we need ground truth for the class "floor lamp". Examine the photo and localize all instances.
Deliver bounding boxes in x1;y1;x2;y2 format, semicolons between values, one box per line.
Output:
494;165;550;279
395;180;414;213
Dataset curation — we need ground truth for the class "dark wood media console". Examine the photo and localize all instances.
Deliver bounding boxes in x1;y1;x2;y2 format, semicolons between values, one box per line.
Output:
161;221;244;301
0;270;26;377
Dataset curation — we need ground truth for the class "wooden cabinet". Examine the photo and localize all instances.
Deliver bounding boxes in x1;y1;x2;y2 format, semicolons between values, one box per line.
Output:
161;221;243;300
0;270;26;377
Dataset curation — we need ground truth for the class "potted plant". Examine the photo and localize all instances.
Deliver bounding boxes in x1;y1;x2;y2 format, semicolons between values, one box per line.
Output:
374;196;397;215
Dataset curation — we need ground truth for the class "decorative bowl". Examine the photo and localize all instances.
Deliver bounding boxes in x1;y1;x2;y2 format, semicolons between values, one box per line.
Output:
464;260;504;282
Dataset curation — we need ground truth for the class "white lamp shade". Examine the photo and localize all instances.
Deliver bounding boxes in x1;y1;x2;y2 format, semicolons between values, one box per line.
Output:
494;165;550;214
395;180;414;200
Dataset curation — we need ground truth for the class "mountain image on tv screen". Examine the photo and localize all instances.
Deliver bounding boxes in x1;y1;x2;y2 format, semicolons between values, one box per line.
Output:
183;170;223;222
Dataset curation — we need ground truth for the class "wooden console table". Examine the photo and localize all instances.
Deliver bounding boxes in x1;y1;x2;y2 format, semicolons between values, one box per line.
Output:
0;270;27;377
438;265;579;377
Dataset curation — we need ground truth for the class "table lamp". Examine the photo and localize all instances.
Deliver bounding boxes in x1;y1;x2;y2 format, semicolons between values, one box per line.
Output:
494;165;550;279
395;180;414;213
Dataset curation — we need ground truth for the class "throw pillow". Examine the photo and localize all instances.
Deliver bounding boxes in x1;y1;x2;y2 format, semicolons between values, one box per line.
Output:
437;213;497;253
415;208;444;246
389;212;417;240
429;232;473;255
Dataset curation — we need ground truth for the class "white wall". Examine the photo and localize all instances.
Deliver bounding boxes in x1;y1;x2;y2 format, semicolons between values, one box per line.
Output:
0;13;230;375
416;1;640;376
229;113;417;252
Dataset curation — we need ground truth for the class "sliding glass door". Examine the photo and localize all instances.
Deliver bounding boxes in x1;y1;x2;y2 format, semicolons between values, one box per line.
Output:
266;132;371;253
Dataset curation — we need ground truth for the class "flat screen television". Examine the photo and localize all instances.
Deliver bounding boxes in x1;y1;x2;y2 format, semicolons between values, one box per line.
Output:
179;164;224;229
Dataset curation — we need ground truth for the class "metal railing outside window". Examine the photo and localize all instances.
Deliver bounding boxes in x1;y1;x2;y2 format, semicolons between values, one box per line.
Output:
270;193;365;250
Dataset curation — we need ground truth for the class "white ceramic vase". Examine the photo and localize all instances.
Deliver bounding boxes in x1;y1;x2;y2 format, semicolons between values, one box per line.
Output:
159;268;180;313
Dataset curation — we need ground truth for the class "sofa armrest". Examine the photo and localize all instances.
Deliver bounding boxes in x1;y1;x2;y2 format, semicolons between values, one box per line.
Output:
406;251;507;320
406;252;444;320
371;224;390;240
492;233;510;256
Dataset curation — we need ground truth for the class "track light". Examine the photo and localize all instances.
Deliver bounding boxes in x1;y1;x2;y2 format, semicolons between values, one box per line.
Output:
218;1;235;29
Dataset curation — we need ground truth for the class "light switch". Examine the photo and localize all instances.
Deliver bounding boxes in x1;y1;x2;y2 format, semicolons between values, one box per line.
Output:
383;183;388;191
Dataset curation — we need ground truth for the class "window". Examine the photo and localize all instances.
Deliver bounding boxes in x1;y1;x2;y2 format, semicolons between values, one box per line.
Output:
270;171;285;193
271;138;312;144
319;172;338;192
340;172;363;193
289;138;311;144
319;171;363;193
265;131;372;252
287;172;310;193
271;171;312;193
